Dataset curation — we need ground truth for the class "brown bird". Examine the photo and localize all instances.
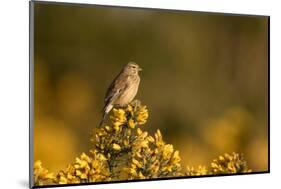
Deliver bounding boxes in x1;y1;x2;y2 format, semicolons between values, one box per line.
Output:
99;62;142;126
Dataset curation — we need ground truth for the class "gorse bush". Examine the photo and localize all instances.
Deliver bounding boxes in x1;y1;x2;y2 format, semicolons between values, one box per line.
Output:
33;100;251;186
185;152;251;176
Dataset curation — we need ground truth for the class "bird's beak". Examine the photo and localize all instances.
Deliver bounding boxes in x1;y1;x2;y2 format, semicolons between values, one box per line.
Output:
138;67;142;71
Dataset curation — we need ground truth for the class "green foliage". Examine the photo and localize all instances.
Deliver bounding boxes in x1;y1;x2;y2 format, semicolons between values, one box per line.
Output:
33;101;251;186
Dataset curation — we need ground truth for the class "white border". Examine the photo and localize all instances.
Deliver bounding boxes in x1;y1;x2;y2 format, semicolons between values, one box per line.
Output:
1;0;279;189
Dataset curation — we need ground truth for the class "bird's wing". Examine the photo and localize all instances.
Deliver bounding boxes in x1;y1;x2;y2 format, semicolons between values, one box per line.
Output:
104;73;128;106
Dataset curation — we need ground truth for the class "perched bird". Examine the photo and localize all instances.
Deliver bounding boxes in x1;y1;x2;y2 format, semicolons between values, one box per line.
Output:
99;62;142;126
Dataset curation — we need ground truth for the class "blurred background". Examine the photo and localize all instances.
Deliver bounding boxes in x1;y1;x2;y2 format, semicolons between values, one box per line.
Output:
33;2;268;173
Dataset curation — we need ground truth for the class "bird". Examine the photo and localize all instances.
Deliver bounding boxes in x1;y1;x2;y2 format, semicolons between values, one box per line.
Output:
99;62;142;126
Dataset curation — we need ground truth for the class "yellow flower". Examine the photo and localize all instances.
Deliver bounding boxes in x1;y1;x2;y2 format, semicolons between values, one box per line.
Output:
155;130;164;147
126;105;134;114
147;136;155;142
123;139;129;146
97;153;107;161
132;158;142;168
163;144;174;159
137;128;142;135
58;175;67;184
104;126;111;131
172;151;181;163
33;160;55;185
219;156;225;161
111;109;126;122
186;165;208;176
113;124;120;132
138;172;145;179
114;108;126;117
34;160;42;169
76;170;82;176
135;106;149;125
210;152;251;174
128;119;136;128
112;143;121;151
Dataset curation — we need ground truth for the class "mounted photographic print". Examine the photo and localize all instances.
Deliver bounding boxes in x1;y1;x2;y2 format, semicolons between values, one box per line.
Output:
29;0;269;188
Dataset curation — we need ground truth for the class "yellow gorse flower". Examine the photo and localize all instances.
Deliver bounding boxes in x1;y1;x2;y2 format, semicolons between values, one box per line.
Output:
112;143;121;151
33;160;55;186
186;165;208;176
33;100;251;186
210;152;251;174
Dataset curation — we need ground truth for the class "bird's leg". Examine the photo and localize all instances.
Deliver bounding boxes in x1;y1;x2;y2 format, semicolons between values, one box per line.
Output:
131;99;141;112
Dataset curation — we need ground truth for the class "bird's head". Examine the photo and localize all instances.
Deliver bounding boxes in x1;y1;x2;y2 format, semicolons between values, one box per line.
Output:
123;62;142;75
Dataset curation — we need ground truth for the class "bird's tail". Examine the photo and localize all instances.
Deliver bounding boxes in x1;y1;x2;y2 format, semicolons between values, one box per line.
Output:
99;112;107;127
99;104;113;127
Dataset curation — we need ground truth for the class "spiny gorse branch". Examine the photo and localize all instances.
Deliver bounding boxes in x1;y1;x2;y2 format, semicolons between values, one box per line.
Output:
34;100;251;186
